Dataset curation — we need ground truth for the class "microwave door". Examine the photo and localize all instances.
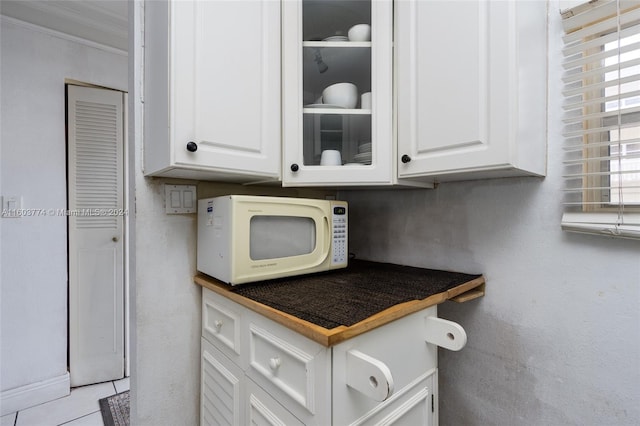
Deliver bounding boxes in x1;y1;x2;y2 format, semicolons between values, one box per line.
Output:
250;215;318;261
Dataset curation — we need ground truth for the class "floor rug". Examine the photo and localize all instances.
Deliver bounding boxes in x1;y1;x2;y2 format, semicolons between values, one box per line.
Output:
99;390;130;426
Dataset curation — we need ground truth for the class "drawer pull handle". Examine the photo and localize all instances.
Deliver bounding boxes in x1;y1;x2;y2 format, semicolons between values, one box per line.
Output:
269;357;281;371
214;320;223;330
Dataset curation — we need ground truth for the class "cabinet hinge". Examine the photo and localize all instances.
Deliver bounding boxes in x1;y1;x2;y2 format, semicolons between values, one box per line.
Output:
431;393;435;413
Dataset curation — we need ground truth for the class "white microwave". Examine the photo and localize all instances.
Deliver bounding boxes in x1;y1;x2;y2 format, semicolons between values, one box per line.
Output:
197;195;348;285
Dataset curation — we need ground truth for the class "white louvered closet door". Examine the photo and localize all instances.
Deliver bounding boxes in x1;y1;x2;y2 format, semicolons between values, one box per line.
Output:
68;85;124;387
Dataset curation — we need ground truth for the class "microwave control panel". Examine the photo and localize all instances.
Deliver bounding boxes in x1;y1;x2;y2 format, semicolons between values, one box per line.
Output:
332;205;348;265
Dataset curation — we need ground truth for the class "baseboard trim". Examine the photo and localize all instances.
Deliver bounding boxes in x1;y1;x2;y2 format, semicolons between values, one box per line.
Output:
1;372;70;416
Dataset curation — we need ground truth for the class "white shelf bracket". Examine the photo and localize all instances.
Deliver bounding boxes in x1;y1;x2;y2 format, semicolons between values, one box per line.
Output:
424;316;467;351
346;349;395;402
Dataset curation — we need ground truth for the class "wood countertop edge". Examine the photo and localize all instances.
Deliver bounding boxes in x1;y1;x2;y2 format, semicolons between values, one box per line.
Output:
194;274;485;347
448;277;486;300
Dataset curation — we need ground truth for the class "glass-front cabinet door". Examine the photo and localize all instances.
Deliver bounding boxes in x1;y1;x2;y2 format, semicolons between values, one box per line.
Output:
282;0;393;186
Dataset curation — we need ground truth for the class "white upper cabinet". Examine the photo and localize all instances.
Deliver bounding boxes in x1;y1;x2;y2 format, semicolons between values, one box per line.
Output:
395;0;547;183
282;0;409;187
141;0;547;187
143;0;282;182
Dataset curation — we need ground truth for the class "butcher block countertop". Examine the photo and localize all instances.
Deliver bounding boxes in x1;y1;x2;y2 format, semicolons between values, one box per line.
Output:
194;259;485;347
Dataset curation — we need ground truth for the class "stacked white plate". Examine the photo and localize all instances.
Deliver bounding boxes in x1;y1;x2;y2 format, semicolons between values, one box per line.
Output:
359;143;371;153
354;142;372;165
323;35;349;42
304;103;344;109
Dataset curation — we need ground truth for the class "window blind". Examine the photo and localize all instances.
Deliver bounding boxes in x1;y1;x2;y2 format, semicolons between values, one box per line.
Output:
561;0;640;239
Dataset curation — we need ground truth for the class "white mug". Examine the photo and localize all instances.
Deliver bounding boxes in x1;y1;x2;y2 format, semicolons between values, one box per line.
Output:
320;150;342;166
361;92;372;109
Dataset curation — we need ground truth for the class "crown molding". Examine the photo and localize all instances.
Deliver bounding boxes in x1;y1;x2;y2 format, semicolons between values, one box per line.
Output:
1;15;128;57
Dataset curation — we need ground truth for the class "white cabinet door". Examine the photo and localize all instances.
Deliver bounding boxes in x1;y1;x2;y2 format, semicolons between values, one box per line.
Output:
144;0;281;182
282;0;394;187
332;306;438;425
396;0;547;182
201;338;245;426
337;370;437;426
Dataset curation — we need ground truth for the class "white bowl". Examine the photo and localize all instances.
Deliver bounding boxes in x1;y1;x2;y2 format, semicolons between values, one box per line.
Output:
348;24;371;42
322;83;358;109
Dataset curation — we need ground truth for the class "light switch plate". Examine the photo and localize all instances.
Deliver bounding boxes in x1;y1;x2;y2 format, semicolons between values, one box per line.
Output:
1;195;23;218
164;185;197;214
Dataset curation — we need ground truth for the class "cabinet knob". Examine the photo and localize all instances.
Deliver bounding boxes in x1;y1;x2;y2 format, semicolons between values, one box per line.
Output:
290;163;299;172
269;357;281;371
214;320;223;331
186;141;198;152
401;155;411;164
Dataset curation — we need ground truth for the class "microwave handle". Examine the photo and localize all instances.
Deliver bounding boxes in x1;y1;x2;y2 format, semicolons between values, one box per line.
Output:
323;215;331;255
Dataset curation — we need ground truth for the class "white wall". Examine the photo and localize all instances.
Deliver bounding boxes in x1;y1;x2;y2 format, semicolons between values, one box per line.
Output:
341;3;640;424
0;17;127;412
125;3;200;421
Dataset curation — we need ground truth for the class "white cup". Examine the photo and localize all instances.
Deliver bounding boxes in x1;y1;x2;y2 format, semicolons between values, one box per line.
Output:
361;92;372;109
320;150;342;166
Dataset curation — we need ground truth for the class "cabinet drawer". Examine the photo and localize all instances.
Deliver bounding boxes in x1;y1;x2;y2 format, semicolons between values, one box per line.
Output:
202;288;243;364
246;313;331;425
247;379;304;426
248;324;319;412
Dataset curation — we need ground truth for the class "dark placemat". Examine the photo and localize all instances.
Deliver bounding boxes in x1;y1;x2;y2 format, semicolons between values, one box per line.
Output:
231;259;481;329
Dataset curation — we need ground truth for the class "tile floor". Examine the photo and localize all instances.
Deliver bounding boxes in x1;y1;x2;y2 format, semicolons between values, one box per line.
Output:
1;377;129;426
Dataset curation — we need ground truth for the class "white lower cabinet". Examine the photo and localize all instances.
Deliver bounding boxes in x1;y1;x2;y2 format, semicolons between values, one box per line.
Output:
201;287;441;425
